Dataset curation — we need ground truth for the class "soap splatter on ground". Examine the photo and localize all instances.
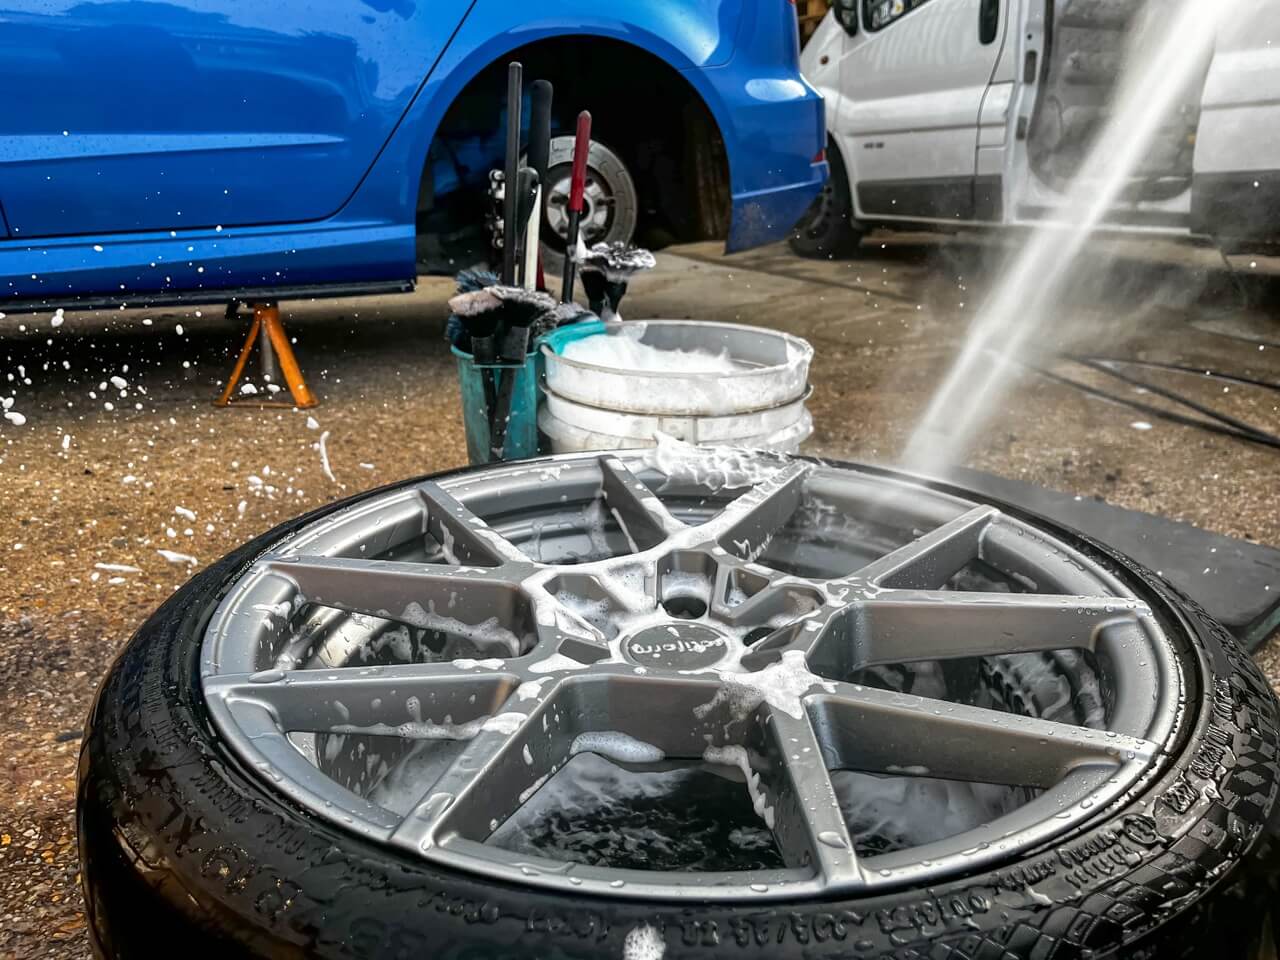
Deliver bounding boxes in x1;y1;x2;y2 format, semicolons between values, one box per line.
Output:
0;286;467;957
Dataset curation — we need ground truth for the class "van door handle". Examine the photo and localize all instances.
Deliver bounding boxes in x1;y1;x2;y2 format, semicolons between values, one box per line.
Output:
979;0;999;44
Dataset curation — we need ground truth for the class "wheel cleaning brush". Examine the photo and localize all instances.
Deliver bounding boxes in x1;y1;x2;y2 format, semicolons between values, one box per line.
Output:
577;241;656;322
446;268;501;349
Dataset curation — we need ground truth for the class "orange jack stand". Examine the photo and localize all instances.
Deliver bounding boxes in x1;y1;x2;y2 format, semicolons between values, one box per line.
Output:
214;302;318;409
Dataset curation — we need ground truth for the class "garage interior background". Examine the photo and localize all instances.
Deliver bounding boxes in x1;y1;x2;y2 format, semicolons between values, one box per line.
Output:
797;0;835;41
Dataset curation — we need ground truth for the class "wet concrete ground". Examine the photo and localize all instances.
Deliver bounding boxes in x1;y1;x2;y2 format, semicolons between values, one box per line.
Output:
1;233;1277;956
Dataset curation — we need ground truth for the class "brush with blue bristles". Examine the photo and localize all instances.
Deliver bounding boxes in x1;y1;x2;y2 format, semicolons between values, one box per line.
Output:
446;268;500;352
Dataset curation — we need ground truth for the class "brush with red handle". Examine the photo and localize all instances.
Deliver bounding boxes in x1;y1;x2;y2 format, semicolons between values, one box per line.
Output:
559;111;592;304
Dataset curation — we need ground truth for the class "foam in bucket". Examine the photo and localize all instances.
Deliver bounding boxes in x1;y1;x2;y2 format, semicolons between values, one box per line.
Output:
560;326;745;375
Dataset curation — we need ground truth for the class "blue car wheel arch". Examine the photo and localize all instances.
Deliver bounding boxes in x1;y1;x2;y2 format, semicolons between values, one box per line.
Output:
0;0;825;308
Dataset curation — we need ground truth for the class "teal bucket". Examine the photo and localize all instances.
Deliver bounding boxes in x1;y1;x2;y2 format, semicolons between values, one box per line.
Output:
452;320;607;465
452;349;540;465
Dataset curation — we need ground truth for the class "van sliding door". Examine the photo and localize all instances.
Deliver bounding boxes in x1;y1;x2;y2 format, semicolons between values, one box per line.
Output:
831;0;1008;223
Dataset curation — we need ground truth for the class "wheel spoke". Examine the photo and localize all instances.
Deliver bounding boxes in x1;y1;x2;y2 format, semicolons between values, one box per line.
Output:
205;662;517;735
416;481;529;566
599;455;686;550
809;682;1156;788
714;559;825;627
850;591;1146;666
848;506;997;589
704;461;810;560
388;694;566;852
763;706;861;885
266;556;531;656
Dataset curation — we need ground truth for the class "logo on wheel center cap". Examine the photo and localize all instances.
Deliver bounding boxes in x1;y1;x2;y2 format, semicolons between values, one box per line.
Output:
621;623;731;670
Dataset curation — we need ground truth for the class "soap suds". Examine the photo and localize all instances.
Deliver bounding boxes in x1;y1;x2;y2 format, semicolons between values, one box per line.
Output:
623;924;665;960
571;732;665;765
562;328;744;375
702;744;774;829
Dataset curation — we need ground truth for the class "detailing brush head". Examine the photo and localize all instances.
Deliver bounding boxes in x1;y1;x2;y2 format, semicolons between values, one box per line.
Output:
579;241;656;282
448;288;504;329
455;268;500;294
531;301;595;340
488;285;558;327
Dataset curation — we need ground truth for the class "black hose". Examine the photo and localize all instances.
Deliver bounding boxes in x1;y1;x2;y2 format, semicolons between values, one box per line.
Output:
1070;356;1280;394
1065;357;1280;444
1019;358;1280;451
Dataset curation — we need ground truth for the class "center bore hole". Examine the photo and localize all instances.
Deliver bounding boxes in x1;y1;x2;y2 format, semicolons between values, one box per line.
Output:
661;596;707;620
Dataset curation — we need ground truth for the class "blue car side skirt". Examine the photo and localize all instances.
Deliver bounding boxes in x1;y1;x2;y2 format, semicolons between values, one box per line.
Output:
0;221;414;309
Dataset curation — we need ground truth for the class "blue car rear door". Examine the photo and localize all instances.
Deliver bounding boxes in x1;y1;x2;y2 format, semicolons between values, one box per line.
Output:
0;0;474;238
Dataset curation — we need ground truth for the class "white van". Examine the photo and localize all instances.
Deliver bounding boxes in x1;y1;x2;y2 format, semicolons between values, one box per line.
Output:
794;0;1280;256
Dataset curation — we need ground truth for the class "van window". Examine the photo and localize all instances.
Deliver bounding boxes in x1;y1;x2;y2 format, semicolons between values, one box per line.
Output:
863;0;932;30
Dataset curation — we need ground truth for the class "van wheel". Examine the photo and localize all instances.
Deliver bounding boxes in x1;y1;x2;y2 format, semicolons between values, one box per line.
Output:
790;144;864;258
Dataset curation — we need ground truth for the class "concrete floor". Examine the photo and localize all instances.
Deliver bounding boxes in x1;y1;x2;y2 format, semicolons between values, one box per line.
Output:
0;232;1277;956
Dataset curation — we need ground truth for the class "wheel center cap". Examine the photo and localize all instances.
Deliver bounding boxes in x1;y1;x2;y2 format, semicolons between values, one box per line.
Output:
621;622;732;670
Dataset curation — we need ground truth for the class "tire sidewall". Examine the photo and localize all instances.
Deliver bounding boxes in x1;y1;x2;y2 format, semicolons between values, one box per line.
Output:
79;466;1280;959
789;142;863;259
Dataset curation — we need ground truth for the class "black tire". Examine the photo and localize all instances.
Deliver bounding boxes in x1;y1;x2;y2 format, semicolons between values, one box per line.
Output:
79;466;1280;960
789;143;864;259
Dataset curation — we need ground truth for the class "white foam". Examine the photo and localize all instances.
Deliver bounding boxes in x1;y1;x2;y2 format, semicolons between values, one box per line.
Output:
702;744;774;829
157;549;198;566
696;650;832;721
528;653;589;674
515;679;549;700
399;601;522;657
333;718;483;741
95;563;141;574
482;712;526;735
641;433;792;492
571;732;665;765
623;924;666;960
562;328;744;375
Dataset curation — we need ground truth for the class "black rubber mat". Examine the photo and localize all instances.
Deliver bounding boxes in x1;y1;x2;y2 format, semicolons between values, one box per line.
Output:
949;467;1280;653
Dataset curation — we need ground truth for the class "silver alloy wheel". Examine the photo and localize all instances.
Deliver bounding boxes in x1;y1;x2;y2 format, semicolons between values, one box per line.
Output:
203;450;1180;903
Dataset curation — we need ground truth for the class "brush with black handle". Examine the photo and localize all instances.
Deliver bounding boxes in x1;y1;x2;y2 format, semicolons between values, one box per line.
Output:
501;62;523;286
490;167;542;459
527;80;553;292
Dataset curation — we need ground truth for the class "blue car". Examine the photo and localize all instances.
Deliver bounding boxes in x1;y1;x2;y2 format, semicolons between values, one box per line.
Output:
0;0;826;309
